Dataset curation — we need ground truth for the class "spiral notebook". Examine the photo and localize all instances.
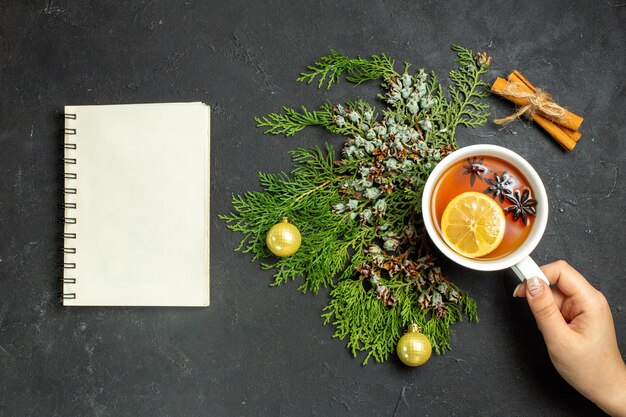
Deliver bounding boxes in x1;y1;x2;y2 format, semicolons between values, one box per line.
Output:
62;102;210;306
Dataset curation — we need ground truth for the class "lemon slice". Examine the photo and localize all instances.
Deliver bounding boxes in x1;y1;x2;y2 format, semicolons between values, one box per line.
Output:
440;191;506;258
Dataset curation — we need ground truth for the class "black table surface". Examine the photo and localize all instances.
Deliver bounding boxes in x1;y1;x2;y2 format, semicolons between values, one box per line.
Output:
1;1;624;416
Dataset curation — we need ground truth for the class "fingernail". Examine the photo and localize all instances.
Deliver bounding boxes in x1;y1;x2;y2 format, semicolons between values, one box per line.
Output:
526;277;543;296
512;284;522;297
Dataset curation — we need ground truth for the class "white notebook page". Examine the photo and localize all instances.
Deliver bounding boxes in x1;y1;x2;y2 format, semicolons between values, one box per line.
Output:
63;102;210;306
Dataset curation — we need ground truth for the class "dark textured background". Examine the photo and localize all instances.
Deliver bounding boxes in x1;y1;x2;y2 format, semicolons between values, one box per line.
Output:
0;1;624;416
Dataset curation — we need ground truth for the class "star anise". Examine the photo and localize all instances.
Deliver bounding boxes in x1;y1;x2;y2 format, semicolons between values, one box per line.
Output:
504;188;538;225
462;157;488;186
483;171;514;202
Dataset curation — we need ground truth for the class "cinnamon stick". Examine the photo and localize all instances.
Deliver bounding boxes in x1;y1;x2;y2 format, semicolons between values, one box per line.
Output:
491;73;583;151
508;71;583;132
533;114;578;151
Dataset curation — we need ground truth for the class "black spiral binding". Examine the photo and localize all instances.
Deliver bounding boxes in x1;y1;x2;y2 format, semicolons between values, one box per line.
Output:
61;112;77;301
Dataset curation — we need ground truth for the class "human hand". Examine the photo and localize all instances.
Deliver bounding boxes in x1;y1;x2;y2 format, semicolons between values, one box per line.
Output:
513;260;626;416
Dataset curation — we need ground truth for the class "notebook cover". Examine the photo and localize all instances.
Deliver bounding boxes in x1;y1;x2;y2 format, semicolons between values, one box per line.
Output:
62;102;210;306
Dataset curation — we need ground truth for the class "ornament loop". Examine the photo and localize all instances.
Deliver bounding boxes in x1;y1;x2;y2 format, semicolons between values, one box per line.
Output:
407;323;421;333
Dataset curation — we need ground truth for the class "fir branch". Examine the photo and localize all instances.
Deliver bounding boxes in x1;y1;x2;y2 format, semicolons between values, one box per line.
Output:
322;279;401;364
446;44;491;135
297;50;397;89
254;106;333;137
223;45;493;364
221;145;364;293
256;101;371;139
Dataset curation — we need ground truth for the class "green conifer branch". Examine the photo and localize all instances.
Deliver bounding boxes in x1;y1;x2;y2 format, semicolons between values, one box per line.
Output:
297;50;397;89
446;44;491;135
254;106;333;137
222;45;492;363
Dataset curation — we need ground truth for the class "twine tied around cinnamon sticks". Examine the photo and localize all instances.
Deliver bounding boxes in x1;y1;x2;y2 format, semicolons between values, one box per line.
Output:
493;85;566;125
491;71;584;151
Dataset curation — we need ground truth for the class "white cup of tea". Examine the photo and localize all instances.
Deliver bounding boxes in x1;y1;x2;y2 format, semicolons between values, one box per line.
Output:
421;144;549;284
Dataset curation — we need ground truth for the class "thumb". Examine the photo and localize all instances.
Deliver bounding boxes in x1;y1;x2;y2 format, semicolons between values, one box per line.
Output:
525;277;569;343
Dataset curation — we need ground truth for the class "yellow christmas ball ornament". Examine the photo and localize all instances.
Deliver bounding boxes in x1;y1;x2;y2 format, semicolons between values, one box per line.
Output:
266;217;301;257
397;324;432;367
